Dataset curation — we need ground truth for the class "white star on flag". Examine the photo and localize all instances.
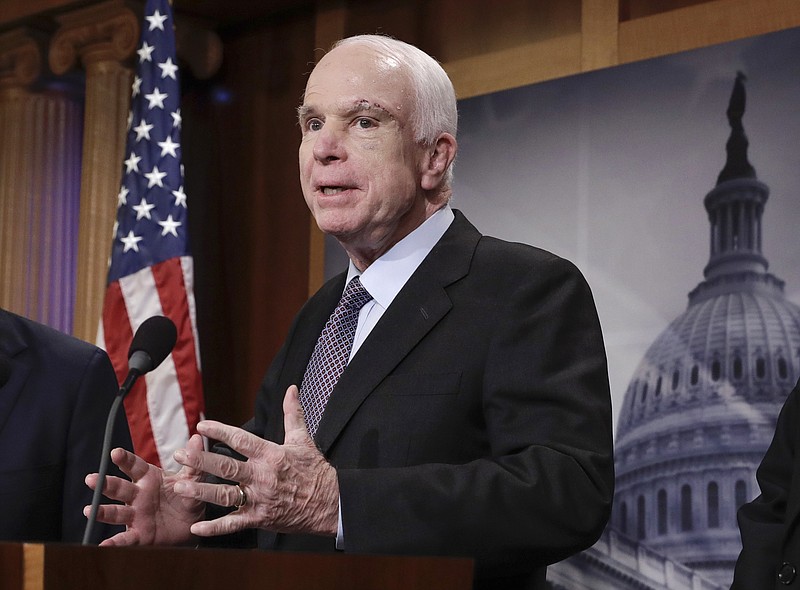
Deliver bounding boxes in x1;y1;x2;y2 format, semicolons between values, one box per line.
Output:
137;41;154;62
133;198;156;220
117;186;129;206
120;230;143;252
133;119;154;141
158;57;179;80
146;9;168;31
144;165;167;187
145;87;168;109
172;186;187;207
158;214;182;237
158;136;179;158
124;152;141;173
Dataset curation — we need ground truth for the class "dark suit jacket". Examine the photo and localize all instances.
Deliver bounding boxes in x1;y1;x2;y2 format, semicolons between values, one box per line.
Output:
248;211;614;589
0;309;132;543
732;378;800;589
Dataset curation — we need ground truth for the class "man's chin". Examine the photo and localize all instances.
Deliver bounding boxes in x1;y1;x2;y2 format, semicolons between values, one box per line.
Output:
313;211;358;238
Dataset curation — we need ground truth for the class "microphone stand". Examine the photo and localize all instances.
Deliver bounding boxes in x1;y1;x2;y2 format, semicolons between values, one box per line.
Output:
82;369;140;545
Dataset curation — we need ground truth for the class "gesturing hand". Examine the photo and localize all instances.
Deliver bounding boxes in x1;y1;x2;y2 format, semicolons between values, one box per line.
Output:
172;385;340;538
84;433;206;546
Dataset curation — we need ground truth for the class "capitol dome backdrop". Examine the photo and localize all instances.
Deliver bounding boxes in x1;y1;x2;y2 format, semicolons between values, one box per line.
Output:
442;25;800;590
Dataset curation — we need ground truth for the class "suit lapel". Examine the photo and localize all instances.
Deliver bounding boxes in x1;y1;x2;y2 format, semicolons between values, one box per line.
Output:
0;311;32;437
285;273;347;386
261;274;346;447
313;211;481;454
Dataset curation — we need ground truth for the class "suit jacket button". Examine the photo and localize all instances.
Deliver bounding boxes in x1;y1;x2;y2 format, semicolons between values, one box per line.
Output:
779;562;797;585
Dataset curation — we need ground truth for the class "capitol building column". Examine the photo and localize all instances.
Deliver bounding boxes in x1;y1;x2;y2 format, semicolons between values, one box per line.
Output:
0;30;42;320
49;0;139;343
0;29;84;332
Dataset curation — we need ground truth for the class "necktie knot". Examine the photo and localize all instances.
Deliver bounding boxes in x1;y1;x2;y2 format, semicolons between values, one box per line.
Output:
340;276;372;311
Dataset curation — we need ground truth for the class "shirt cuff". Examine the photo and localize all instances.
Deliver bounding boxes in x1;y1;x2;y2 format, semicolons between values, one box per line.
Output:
336;496;344;550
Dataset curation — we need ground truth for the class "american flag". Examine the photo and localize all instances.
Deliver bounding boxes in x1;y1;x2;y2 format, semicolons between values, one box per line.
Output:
98;0;204;470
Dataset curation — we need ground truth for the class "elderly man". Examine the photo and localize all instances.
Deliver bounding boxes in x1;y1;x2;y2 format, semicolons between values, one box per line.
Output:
89;34;613;589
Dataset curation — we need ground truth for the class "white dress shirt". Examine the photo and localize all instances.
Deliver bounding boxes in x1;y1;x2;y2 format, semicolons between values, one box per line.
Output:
345;205;455;359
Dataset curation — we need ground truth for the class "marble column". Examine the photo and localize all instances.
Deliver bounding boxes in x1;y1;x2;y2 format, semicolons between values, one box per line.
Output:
50;0;138;342
0;28;84;332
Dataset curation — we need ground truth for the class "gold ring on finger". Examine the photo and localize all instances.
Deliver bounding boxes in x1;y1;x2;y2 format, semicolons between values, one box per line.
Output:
233;484;247;509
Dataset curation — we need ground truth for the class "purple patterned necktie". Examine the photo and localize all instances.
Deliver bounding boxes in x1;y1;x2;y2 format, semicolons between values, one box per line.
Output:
300;276;373;437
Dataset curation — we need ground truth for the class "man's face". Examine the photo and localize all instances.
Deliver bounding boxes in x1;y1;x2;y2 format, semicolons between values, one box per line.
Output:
298;43;431;268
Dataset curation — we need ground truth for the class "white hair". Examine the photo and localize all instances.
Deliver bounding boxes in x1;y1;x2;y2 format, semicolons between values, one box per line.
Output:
332;35;457;185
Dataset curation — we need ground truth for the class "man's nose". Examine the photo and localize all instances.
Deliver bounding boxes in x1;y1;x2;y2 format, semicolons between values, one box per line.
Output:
312;123;345;162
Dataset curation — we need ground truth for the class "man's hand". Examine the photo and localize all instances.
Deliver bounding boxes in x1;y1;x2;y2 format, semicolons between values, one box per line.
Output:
84;433;206;546
172;385;340;538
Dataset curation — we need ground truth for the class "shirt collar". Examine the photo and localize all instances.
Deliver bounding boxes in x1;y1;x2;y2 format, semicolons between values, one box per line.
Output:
346;205;454;309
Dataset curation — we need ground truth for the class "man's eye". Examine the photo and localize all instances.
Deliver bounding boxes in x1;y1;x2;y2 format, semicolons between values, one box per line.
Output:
356;118;374;129
307;119;322;132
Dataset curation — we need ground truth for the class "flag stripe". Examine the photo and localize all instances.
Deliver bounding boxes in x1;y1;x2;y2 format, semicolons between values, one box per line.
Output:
119;266;168;466
180;256;202;369
152;257;203;433
101;281;160;466
141;352;188;470
100;281;134;379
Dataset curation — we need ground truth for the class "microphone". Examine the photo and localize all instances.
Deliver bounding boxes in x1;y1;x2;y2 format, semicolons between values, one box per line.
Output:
82;315;178;545
120;315;178;395
0;353;11;388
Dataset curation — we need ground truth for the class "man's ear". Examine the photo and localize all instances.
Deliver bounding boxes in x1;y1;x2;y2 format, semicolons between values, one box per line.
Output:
420;133;457;191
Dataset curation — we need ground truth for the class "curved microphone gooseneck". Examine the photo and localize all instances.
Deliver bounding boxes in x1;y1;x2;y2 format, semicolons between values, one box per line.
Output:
82;315;178;545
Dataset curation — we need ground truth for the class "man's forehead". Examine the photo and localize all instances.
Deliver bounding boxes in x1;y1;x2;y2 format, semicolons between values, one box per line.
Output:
318;42;401;71
305;45;407;89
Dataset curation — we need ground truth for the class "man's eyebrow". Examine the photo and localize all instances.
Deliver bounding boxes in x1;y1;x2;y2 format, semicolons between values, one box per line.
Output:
297;104;315;121
297;100;394;122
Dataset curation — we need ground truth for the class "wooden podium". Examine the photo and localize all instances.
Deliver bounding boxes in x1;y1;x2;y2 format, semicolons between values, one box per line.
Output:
0;543;473;590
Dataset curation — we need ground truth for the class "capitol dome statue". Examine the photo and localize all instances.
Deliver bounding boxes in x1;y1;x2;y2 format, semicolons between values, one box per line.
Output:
612;72;800;587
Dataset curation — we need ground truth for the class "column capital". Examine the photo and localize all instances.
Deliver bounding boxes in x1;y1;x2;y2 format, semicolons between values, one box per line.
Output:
0;28;44;90
49;0;139;75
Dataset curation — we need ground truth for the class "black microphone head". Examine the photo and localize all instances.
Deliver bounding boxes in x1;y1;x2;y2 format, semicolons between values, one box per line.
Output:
0;353;11;388
127;315;178;374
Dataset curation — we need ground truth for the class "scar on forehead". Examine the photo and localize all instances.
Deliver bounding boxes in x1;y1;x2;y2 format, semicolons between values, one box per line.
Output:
353;99;394;118
297;99;397;123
